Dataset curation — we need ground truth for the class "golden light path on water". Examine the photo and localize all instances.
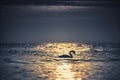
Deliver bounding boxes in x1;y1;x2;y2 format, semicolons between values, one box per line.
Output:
56;63;75;80
29;61;92;80
25;43;93;80
2;43;119;80
32;43;91;56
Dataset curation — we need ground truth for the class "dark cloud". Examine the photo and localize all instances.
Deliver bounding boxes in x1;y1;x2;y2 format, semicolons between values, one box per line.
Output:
0;0;120;7
0;0;120;43
0;5;120;43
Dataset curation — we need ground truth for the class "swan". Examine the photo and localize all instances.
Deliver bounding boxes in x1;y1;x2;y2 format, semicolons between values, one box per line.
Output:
58;50;76;58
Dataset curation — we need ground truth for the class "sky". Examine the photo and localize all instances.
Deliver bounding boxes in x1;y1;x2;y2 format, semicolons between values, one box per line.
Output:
0;0;120;43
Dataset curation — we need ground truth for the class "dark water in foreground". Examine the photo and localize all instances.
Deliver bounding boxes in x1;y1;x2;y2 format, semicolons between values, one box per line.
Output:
0;43;120;80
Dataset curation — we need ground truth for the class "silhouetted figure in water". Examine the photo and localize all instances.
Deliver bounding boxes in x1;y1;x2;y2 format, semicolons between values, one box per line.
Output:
58;50;76;58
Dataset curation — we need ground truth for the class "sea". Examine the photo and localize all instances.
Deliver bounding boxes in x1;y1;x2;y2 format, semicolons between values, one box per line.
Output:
0;43;120;80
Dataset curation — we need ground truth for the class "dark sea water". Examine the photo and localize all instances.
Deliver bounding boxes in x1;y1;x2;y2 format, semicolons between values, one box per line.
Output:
0;43;120;80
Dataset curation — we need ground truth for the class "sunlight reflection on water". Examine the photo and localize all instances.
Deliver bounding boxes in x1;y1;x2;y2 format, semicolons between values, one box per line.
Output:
30;60;92;80
32;43;91;56
1;43;120;80
27;43;91;79
55;63;75;80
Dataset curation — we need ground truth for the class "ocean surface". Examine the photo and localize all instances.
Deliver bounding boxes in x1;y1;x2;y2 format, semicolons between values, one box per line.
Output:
0;43;120;80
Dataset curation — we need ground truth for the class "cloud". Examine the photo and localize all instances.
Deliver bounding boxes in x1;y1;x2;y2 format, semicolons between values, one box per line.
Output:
0;0;119;7
2;5;93;12
29;5;92;11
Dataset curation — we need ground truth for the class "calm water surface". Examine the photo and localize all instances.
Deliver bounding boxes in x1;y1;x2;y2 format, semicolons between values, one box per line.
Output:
0;43;120;80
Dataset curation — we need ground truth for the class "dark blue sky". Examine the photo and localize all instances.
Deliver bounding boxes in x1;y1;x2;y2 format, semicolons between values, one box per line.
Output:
0;0;120;43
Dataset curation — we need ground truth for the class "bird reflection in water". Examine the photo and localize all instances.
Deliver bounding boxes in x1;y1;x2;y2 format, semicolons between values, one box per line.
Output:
33;61;91;80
